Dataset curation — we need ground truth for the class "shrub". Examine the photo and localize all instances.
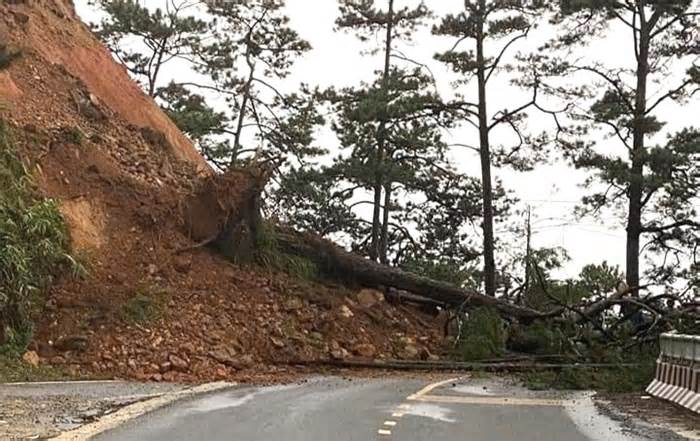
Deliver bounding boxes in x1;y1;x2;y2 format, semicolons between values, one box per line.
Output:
456;307;506;361
0;122;73;354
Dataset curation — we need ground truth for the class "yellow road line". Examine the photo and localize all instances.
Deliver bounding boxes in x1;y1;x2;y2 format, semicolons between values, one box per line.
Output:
406;377;463;401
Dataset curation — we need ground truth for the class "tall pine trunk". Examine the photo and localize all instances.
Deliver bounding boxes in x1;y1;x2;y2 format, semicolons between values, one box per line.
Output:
627;9;649;297
476;2;497;297
380;181;392;264
370;0;395;262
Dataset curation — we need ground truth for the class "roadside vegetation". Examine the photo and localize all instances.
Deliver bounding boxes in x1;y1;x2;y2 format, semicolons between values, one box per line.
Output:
0;121;77;356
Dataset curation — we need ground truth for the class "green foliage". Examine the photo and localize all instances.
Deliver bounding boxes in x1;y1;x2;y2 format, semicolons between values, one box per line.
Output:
523;347;657;393
0;122;74;353
91;0;207;97
252;223;318;280
121;287;165;324
540;0;700;289
456;307;506;361
508;320;569;356
200;0;318;166
401;258;474;288
0;354;73;383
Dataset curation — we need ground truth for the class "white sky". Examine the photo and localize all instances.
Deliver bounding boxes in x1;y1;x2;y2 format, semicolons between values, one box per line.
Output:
73;0;699;280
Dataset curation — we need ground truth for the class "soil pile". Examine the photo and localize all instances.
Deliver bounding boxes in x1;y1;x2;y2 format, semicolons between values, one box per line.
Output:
0;0;444;383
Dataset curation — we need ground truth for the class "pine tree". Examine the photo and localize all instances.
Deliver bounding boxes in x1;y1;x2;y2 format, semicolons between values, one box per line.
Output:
538;0;700;296
433;0;547;296
335;0;432;263
200;0;321;166
90;0;207;98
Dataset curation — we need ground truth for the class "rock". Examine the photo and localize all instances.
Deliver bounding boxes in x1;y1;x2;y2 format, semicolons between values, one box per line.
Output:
22;351;40;368
403;344;419;359
159;362;172;373
168;354;188;372
356;289;384;308
127;359;137;369
338;305;354;319
352;343;377;358
208;349;235;366
147;264;158;276
330;347;349;360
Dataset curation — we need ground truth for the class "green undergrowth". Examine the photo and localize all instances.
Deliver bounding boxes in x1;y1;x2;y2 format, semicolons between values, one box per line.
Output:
0;121;79;356
453;308;657;393
523;356;656;393
0;354;72;383
222;221;319;281
121;286;167;324
254;223;318;280
454;307;507;361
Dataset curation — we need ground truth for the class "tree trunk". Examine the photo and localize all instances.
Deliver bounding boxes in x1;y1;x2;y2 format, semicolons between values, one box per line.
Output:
627;10;650;299
379;181;392;264
370;0;395;262
476;4;497;297
275;228;549;322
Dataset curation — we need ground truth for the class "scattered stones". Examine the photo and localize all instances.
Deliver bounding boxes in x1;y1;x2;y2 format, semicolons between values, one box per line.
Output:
168;354;188;372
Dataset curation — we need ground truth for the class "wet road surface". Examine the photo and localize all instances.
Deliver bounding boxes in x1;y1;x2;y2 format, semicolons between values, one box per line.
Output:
95;376;684;441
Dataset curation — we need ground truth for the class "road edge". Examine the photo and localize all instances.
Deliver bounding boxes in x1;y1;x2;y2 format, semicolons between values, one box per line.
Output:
53;381;236;440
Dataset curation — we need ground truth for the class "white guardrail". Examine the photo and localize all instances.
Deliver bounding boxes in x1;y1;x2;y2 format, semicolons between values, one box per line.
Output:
646;333;700;413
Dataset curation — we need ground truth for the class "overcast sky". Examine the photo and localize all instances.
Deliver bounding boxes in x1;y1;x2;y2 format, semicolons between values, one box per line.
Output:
73;0;699;280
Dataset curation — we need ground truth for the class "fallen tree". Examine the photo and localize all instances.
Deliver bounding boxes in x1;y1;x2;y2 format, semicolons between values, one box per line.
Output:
274;228;551;322
178;164;697;338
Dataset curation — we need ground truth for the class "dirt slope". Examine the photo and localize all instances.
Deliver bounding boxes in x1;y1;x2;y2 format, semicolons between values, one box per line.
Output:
0;0;444;383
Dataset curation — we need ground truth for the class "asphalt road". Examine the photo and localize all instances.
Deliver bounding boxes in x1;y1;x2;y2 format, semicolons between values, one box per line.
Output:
95;376;684;441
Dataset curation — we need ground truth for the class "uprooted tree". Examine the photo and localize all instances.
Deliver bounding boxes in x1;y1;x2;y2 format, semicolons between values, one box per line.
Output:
179;163;699;358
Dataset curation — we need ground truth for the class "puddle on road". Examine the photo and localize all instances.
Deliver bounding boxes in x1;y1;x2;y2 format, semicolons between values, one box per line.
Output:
401;403;457;423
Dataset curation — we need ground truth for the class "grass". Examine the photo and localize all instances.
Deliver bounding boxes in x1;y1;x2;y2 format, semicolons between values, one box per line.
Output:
0;354;72;383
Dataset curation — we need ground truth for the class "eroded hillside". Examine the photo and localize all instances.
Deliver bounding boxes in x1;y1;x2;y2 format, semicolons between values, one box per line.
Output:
0;0;443;383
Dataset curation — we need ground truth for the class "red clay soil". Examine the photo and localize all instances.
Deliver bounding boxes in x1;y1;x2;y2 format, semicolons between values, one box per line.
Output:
0;0;446;383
